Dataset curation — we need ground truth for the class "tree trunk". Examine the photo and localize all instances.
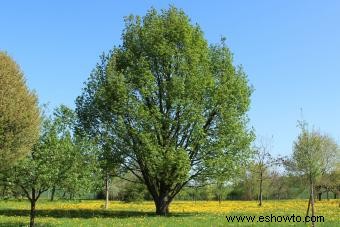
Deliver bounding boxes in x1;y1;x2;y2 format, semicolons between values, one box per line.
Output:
194;187;197;203
155;196;170;216
310;181;315;227
218;194;221;205
142;172;182;216
318;192;322;201
2;184;7;198
259;172;263;206
50;186;56;201
30;189;36;227
306;194;311;217
104;175;109;209
217;182;222;205
326;191;329;200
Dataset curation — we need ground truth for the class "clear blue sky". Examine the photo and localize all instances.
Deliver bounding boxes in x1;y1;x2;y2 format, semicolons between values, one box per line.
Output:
2;0;340;157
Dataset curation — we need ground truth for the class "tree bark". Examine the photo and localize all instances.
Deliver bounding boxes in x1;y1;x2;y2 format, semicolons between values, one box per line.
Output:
310;180;315;227
30;199;36;227
50;186;56;201
306;194;311;217
259;172;263;206
155;195;170;216
30;188;36;227
104;175;109;209
217;182;222;205
218;194;221;205
2;184;6;198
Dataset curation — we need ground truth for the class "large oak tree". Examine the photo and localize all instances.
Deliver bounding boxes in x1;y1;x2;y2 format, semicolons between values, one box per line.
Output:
76;7;253;215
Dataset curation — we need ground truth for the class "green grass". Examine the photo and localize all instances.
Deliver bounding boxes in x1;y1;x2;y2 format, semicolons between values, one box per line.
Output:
0;199;338;226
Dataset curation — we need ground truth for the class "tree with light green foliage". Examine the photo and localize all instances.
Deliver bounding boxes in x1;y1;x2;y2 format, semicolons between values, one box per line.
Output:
8;106;99;227
9;118;57;227
47;105;100;201
287;121;339;227
76;7;253;215
0;52;40;171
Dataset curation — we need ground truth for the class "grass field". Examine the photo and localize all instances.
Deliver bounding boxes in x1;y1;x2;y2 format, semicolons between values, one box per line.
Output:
0;199;339;226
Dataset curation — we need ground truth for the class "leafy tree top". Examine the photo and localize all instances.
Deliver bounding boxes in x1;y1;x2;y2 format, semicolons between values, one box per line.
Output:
0;52;40;170
77;6;254;214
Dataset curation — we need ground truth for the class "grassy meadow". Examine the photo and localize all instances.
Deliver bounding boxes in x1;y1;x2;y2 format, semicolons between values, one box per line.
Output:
0;199;338;226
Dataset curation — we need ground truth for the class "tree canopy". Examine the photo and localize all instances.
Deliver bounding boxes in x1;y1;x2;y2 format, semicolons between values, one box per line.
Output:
0;52;40;170
291;122;339;179
76;7;254;215
7;105;99;227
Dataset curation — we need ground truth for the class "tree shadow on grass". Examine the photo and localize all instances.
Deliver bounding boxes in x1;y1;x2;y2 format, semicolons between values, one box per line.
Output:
0;209;196;219
0;222;54;227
